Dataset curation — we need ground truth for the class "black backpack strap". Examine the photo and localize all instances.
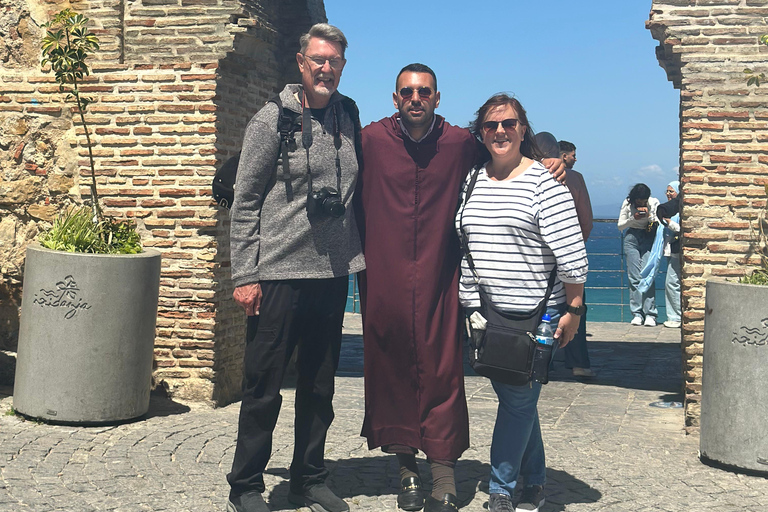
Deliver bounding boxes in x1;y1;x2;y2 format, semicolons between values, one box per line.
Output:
340;96;363;170
269;94;301;201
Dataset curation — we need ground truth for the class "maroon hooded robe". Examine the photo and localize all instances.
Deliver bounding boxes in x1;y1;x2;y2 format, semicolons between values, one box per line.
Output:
355;114;478;461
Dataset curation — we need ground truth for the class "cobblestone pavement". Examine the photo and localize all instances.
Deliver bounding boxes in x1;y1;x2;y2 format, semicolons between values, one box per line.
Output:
2;315;768;511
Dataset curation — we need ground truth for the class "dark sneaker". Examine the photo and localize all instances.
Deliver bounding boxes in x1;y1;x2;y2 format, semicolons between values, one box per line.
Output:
515;485;545;512
288;483;349;512
226;491;269;512
489;492;514;512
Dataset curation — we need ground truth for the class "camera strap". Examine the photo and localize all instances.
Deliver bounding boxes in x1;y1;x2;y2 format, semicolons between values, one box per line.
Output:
332;104;342;193
300;89;345;199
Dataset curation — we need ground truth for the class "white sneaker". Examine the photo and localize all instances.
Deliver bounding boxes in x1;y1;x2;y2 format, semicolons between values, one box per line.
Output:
663;320;681;328
630;316;643;326
644;316;657;327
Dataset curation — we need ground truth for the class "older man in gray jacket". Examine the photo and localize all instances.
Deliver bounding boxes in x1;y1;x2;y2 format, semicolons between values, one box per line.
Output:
226;23;364;512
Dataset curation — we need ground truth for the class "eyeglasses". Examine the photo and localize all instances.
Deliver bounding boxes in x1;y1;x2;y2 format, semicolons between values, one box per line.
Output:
481;119;519;133
303;55;345;69
399;86;433;100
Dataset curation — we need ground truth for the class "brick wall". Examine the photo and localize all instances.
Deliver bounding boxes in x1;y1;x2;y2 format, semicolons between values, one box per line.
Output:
648;1;768;427
0;0;326;402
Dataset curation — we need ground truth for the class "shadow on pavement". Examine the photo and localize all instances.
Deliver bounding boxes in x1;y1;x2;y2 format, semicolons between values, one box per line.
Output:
0;382;190;423
261;455;601;511
0;351;16;387
142;390;192;419
465;340;683;394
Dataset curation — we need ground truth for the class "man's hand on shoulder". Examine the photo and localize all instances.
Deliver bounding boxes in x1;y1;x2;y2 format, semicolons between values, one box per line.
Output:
234;283;263;316
542;157;567;184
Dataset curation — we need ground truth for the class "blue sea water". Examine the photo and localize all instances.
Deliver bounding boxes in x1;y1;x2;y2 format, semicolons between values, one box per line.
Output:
346;220;671;323
586;221;668;323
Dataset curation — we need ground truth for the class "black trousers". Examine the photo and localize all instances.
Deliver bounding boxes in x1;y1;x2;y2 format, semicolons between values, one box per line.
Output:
227;276;348;496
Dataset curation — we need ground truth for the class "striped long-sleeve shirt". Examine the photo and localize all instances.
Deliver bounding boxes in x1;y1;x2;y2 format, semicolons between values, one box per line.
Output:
455;161;588;312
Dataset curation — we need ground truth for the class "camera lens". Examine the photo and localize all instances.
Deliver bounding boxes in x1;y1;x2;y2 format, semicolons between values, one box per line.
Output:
326;201;345;218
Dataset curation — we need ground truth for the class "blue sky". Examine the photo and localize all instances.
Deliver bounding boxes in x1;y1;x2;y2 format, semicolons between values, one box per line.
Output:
325;0;680;218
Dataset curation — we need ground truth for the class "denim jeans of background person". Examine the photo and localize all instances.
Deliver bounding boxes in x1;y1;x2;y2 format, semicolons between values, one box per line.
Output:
226;23;364;512
665;253;681;325
623;228;657;324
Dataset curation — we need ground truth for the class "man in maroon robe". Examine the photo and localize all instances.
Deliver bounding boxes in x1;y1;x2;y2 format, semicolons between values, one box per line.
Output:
355;64;477;512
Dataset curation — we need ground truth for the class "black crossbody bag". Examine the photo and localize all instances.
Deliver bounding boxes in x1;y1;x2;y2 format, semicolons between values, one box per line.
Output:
459;166;557;386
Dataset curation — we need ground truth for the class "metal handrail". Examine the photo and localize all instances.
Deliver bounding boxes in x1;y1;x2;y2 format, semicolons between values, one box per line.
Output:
346;219;667;322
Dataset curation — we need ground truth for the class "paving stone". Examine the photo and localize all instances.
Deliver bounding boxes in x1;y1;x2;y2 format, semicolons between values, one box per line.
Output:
1;319;767;510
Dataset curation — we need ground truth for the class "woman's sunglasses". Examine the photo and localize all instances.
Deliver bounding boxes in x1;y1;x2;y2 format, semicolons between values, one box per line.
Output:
482;119;519;133
399;86;433;100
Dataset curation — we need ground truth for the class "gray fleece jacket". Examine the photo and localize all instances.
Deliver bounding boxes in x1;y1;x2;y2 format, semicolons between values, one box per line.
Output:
229;84;365;287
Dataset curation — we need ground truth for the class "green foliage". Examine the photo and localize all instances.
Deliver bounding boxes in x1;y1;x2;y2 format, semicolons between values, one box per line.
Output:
744;68;766;87
39;206;142;254
37;10;143;254
41;9;99;104
40;8;101;215
744;35;768;86
740;269;768;285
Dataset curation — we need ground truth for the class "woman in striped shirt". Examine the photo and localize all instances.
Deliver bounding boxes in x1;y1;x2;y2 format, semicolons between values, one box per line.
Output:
456;94;588;512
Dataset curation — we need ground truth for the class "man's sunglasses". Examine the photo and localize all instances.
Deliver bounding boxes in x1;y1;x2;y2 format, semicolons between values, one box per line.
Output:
399;86;433;100
481;119;519;133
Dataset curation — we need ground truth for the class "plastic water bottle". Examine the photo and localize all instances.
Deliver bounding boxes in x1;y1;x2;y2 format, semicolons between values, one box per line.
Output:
532;314;555;384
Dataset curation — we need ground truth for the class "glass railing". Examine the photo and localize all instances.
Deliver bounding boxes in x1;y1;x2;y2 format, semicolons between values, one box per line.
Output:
347;219;671;323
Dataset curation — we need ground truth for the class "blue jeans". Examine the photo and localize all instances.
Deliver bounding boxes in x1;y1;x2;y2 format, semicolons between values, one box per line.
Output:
624;228;657;320
665;253;681;323
489;304;564;496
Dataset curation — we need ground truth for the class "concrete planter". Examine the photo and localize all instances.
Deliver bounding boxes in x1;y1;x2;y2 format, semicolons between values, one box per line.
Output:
700;279;768;473
13;243;161;424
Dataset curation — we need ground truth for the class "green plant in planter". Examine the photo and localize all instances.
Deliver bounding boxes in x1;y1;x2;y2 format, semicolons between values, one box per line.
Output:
39;9;142;253
39;206;141;254
740;184;768;285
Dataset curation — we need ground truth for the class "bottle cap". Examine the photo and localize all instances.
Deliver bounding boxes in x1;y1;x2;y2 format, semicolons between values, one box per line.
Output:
542;314;551;322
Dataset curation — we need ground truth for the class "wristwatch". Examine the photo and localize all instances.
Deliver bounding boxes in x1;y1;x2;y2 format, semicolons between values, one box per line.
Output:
566;304;587;316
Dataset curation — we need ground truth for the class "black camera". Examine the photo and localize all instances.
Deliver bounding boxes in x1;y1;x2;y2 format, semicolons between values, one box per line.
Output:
307;187;345;218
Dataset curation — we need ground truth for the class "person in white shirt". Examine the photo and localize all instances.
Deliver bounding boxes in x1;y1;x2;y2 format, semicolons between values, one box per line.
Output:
617;183;660;326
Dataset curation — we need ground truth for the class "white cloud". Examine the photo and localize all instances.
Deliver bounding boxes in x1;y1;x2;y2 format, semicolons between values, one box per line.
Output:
636;164;665;179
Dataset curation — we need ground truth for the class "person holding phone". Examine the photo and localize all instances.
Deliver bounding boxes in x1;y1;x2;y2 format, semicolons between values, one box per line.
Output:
617;183;660;326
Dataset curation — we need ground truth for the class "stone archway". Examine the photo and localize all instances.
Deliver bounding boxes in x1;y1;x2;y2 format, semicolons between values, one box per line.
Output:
647;2;768;428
